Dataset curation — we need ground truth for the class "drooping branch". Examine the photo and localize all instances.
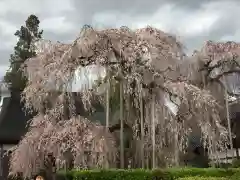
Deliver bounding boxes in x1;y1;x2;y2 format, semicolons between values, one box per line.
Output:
10;25;232;178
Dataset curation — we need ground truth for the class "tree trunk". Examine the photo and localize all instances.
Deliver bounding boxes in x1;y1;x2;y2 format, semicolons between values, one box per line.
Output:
173;116;179;166
236;147;239;159
63;93;70;120
224;78;234;158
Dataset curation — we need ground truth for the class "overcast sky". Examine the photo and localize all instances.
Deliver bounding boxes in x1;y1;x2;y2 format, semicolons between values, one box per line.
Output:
0;0;240;78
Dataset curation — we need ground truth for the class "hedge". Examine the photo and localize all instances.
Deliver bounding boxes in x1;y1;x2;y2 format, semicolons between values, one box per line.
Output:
230;171;240;180
55;168;239;180
178;178;227;180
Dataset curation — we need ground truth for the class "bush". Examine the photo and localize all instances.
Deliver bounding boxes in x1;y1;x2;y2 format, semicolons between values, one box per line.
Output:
56;168;239;180
178;178;227;180
164;168;237;178
214;163;232;168
58;169;157;180
232;159;240;168
230;171;240;180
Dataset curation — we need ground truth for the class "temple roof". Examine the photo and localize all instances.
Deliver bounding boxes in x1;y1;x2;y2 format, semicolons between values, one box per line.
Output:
0;91;31;144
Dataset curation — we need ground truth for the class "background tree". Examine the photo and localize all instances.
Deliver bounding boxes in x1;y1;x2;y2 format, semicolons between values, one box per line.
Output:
4;14;43;91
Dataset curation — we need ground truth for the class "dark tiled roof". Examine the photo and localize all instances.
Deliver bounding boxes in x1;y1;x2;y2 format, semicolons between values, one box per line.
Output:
0;92;32;144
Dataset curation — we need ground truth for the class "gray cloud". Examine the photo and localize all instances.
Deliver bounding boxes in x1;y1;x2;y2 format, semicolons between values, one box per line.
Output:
0;0;240;76
71;0;224;18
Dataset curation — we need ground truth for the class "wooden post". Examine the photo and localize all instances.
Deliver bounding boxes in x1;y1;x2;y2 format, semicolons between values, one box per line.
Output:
140;88;144;168
120;79;124;168
105;69;110;168
106;69;110;129
225;148;228;164
151;93;156;169
146;107;149;169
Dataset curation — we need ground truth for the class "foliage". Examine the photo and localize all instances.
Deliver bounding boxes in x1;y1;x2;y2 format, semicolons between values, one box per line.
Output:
9;25;234;178
165;168;238;177
10;115;116;178
4;14;43;90
231;159;240;168
178;178;227;180
230;171;240;180
54;168;238;180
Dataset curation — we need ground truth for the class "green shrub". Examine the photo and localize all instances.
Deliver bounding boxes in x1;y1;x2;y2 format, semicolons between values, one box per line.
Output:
164;168;238;178
214;163;231;168
232;159;240;168
71;169;162;180
230;171;240;180
56;168;239;180
178;177;227;180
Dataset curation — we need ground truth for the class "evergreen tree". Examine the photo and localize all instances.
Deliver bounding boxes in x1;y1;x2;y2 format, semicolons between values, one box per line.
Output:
4;14;43;90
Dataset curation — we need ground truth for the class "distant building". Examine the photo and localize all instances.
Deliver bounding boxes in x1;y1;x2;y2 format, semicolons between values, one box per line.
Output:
0;83;32;179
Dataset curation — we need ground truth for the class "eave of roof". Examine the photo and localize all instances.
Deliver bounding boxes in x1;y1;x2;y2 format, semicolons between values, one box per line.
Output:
0;91;32;144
